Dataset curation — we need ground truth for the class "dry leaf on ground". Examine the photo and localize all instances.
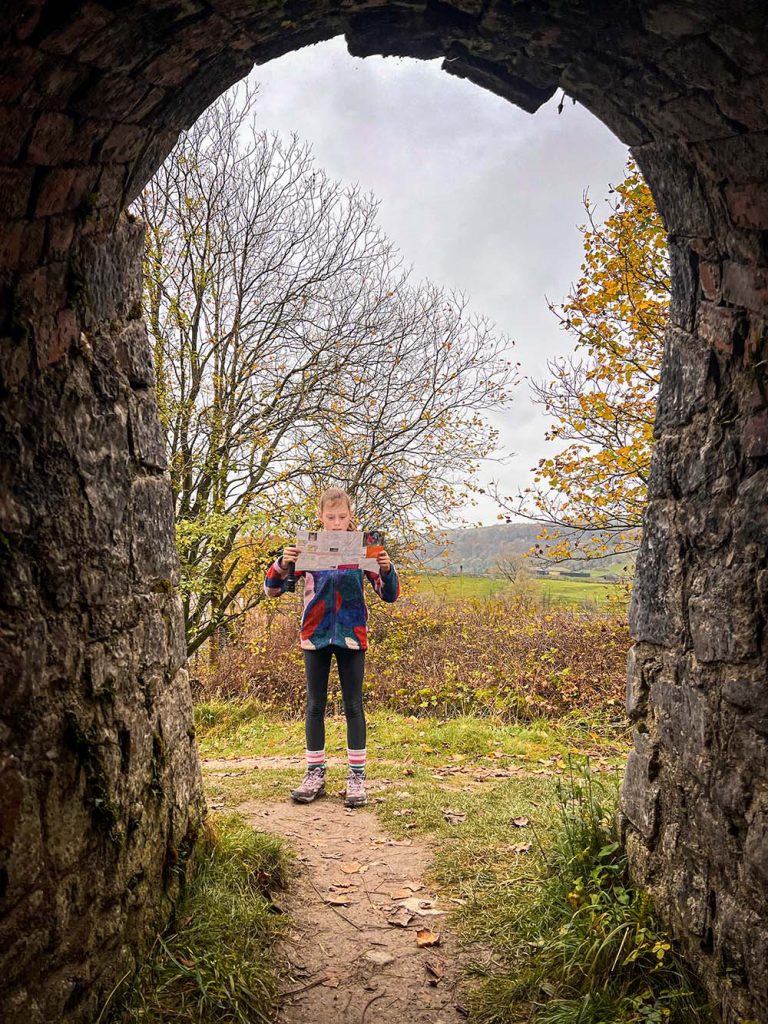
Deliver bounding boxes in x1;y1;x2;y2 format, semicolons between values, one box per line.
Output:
416;928;440;947
340;861;362;873
425;959;445;980
387;906;414;927
510;816;530;828
443;810;467;824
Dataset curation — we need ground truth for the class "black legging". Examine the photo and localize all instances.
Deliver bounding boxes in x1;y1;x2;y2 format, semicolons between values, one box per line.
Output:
303;646;366;751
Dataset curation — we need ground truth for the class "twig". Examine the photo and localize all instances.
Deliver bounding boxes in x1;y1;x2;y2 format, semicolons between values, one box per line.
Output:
306;872;361;930
282;975;328;997
361;990;385;1024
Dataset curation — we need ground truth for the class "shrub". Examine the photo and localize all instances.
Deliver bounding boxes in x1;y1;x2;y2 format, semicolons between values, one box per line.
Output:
192;594;630;722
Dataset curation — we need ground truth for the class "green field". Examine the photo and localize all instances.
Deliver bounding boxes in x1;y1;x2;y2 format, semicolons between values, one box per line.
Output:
409;572;623;609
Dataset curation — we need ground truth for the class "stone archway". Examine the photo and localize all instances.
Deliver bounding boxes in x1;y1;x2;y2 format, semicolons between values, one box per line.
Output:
1;3;766;1022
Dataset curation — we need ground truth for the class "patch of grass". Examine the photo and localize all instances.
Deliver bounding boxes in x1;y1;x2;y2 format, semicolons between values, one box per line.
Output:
409;572;624;611
450;764;714;1024
411;573;514;600
107;814;291;1024
538;577;619;609
195;704;630;764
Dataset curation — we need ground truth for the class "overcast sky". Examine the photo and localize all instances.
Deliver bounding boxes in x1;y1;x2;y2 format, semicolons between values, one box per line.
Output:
247;37;629;524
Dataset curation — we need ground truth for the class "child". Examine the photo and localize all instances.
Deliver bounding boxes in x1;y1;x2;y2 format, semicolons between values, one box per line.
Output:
263;487;399;808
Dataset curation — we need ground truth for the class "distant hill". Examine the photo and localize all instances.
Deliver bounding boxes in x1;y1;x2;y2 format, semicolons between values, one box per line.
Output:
416;521;635;577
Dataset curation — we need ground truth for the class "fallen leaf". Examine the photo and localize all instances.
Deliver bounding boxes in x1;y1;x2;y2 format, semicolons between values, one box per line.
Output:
403;822;418;830
393;809;413;818
443;810;467;825
177;955;196;968
511;817;530;828
391;887;412;900
425;958;445;980
340;861;362;874
510;842;532;854
387;906;414;927
321;972;340;988
416;928;440;947
403;768;415;776
325;894;354;906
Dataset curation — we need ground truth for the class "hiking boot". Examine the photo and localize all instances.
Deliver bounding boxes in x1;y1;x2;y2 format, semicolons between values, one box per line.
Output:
344;770;367;808
290;766;326;803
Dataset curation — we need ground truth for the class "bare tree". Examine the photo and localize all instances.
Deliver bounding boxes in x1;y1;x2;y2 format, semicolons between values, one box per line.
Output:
137;84;517;655
492;548;528;583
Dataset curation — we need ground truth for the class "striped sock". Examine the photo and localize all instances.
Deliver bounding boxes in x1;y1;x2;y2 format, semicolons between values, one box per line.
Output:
306;749;326;772
347;748;366;776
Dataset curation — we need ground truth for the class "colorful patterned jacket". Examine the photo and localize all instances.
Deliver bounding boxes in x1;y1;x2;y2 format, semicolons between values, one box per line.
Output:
263;558;400;650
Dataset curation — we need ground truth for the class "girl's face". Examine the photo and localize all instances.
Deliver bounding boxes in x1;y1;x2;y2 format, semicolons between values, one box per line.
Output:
320;501;352;531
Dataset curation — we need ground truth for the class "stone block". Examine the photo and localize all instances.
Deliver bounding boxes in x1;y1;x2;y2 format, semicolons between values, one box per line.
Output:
128;390;167;471
620;737;660;841
26;111;77;165
721;261;768;314
697;301;743;354
34;307;79;368
129;477;178;581
654;326;710;429
0;169;35;219
0;105;34;161
115;319;154;387
76;218;144;326
688;565;760;664
725;182;768;230
629;502;684;646
99;122;149;164
698;261;721;301
34;167;99;218
651;674;713;758
0;45;45;103
633;139;714;237
732;468;768;545
741;410;768;459
744;801;768;889
38;3;114;56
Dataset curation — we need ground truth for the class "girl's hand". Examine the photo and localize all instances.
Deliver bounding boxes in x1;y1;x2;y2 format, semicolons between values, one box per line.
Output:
281;545;300;565
377;550;392;575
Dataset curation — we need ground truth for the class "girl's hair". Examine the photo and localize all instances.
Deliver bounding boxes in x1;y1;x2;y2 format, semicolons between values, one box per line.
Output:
318;487;355;529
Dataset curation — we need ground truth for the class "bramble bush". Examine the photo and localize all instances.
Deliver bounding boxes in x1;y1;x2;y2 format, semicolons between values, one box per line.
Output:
192;592;629;722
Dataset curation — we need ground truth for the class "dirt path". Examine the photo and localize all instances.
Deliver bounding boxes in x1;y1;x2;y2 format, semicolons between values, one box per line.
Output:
216;763;470;1024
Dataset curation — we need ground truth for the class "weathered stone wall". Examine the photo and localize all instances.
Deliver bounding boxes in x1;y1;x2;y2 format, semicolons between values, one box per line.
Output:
0;216;205;1022
0;2;767;1022
622;137;768;1024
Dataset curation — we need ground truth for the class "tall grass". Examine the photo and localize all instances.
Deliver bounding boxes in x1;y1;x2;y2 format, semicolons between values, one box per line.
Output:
465;764;714;1024
107;815;291;1024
